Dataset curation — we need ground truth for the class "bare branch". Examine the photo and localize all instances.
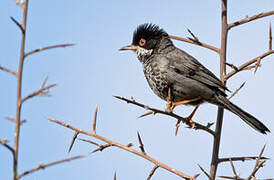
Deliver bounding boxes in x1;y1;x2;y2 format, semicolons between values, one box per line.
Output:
68;132;79;153
0;139;15;155
229;159;239;179
225;50;274;80
253;57;262;74
0;66;17;76
228;11;274;29
78;138;100;147
198;164;212;180
49;118;196;180
92;105;98;133
24;44;75;58
16;155;85;179
147;165;159;180
114;96;215;136
227;82;245;100
21;84;57;104
137;132;146;155
269;22;272;51
169;35;220;53
10;16;24;32
218;156;269;163
5;116;26;125
187;29;200;42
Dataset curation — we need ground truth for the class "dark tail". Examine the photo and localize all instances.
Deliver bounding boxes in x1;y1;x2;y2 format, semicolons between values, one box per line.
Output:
215;95;270;134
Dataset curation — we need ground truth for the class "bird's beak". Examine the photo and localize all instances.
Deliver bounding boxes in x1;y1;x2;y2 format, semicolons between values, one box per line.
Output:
119;45;138;51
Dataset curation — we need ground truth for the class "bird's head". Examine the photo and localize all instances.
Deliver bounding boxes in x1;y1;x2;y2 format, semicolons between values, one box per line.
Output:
120;23;171;62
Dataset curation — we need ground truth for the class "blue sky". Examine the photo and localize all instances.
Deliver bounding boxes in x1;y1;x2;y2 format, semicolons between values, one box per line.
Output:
1;1;274;179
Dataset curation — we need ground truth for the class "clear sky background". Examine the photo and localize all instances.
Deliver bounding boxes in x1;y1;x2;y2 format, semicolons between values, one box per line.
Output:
1;1;274;180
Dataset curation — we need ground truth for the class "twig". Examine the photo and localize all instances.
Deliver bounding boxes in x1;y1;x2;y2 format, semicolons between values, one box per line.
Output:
227;82;245;100
78;138;100;147
137;132;146;155
169;35;220;53
114;96;215;136
147;165;159;180
0;66;17;76
16;155;85;179
187;29;200;42
5;116;26;125
24;44;75;58
225;50;274;80
198;164;212;180
229;159;239;179
253;57;262;75
269;23;272;51
228;11;274;29
0;139;15;155
225;62;238;71
218;175;245;180
92;105;98;133
68;132;79;152
49;118;195;180
218;156;268;163
21;84;57;104
10;16;24;32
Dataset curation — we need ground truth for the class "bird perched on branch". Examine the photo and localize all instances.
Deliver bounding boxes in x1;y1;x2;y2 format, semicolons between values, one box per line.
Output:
120;23;269;134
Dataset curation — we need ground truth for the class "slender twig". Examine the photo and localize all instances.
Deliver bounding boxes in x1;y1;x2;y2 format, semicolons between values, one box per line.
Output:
137;132;146;155
16;155;85;179
78;138;100;147
92;105;98;133
227;82;245;100
218;156;268;163
210;1;228;179
253;57;262;74
10;16;24;32
24;43;75;58
228;11;274;29
49;118;195;180
229;159;239;179
198;164;212;180
225;50;274;80
5;116;26;125
147;165;159;180
68;132;79;152
114;96;215;136
21;84;57;104
269;23;272;51
0;139;15;155
187;29;200;42
169;35;220;53
14;1;29;179
0;66;17;76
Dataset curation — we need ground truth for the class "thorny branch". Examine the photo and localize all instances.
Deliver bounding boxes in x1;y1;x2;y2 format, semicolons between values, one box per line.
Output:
16;155;85;179
114;96;215;136
48;107;197;180
0;140;15;155
0;66;17;76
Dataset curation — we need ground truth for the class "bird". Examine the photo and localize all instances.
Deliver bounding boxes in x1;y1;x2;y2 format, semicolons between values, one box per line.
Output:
119;23;270;134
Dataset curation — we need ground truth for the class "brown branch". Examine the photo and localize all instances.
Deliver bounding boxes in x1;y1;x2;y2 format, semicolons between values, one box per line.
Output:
5;116;26;125
198;164;212;180
253;57;262;75
24;43;75;58
137;132;146;155
114;96;215;136
0;66;17;76
68;132;79;153
147;165;159;180
218;175;245;180
16;155;85;179
169;35;220;53
228;11;274;29
229;159;239;179
21;83;57;104
218;156;268;163
225;50;274;80
10;16;24;33
14;1;29;179
187;29;200;42
269;23;272;51
0;139;15;155
92;105;98;133
49;118;196;180
210;0;228;179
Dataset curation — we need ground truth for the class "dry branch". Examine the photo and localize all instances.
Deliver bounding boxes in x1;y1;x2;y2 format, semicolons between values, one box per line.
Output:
137;132;146;155
92;105;98;133
218;156;268;163
147;165;159;180
225;50;274;80
10;16;24;32
68;132;79;152
114;96;215;136
24;44;75;58
169;35;220;53
269;23;272;51
198;164;212;180
0;66;17;76
49;118;196;180
227;82;245;100
16;155;85;179
228;11;274;29
0;139;15;155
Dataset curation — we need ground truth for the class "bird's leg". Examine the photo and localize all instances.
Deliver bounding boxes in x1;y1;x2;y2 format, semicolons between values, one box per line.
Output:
185;104;200;127
166;96;201;113
166;87;174;113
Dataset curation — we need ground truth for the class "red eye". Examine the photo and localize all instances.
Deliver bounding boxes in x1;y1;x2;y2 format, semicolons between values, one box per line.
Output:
139;38;146;46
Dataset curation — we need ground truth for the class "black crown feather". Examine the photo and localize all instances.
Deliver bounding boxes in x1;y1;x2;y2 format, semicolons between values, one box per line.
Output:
132;23;168;45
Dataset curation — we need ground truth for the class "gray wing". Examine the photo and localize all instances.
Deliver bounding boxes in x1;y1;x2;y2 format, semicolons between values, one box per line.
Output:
166;48;228;94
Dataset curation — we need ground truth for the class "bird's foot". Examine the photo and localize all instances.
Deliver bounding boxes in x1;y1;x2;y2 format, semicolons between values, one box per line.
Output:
165;97;201;113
